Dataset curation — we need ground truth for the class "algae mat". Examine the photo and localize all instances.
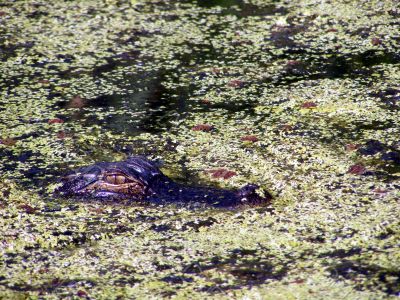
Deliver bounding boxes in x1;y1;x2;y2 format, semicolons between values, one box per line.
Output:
0;0;399;299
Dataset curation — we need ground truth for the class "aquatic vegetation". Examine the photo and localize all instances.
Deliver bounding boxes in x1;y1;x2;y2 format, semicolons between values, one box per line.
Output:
0;0;399;298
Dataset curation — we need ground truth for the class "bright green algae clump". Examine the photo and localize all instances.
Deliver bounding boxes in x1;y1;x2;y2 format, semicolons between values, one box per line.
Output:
1;0;400;299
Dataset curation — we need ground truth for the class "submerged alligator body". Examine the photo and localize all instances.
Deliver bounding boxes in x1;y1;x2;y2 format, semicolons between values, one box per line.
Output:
56;156;272;208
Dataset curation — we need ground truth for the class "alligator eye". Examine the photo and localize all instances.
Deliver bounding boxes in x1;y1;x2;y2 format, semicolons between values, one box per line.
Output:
104;173;132;184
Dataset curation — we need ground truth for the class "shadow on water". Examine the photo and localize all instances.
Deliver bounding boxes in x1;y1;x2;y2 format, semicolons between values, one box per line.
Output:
182;248;289;292
195;0;241;7
54;49;190;135
188;0;287;17
328;260;400;295
63;75;188;135
266;50;400;87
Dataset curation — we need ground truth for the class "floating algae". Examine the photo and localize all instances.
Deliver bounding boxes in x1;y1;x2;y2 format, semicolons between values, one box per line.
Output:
0;0;399;298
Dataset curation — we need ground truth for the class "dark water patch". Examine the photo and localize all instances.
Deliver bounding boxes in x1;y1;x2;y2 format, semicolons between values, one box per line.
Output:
358;140;386;156
26;10;49;19
115;28;160;46
238;3;287;17
357;140;400;168
230;248;258;257
229;264;285;284
55;50;141;79
183;251;289;290
199;261;288;292
381;151;400;165
161;275;194;284
134;1;179;14
42;202;62;213
376;224;399;240
192;97;260;114
0;148;73;198
379;164;400;177
266;51;400;87
189;0;286;18
305;234;326;243
182;217;217;231
111;277;141;286
270;24;306;49
175;42;220;67
318;50;400;78
370;87;400;110
150;224;172;232
56;73;189;135
92;58;119;77
194;0;241;8
2;278;97;293
352;120;396;132
328;260;400;295
318;248;362;259
130;81;189;134
114;50;141;61
355;50;400;67
55;54;75;63
0;41;35;62
86;94;126;108
154;262;173;271
47;91;64;100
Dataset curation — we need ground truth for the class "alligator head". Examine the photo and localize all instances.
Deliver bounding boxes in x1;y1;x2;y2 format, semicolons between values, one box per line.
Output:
55;156;272;207
56;156;161;200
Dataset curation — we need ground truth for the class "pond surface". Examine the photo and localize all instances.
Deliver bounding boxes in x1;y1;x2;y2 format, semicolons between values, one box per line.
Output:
0;0;399;298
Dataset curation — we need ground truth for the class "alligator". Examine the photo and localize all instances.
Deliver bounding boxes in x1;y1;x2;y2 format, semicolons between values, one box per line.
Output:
56;156;272;208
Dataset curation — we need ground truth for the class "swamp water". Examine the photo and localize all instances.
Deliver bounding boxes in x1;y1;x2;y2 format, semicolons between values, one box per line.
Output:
0;0;399;298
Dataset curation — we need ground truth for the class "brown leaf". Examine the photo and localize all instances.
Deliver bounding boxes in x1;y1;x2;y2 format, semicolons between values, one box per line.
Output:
280;124;294;131
286;60;302;67
208;168;237;179
347;164;367;175
373;188;387;194
345;144;360;151
290;279;306;284
0;138;17;146
88;206;105;214
56;131;67;139
227;80;244;88
301;101;317;109
240;135;259;142
48;118;64;124
38;268;49;274
67;96;86;108
211;68;221;75
51;278;62;287
18;204;37;214
77;290;88;298
371;37;382;46
192;124;214;132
